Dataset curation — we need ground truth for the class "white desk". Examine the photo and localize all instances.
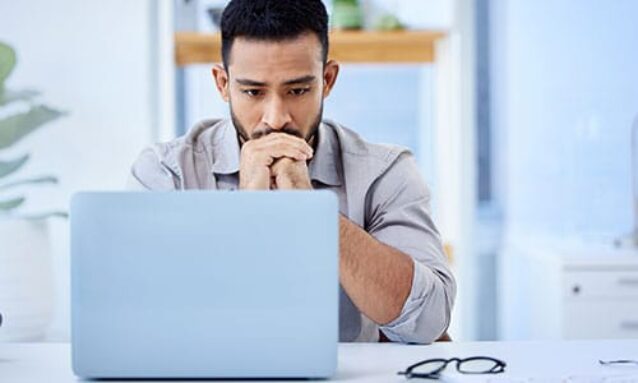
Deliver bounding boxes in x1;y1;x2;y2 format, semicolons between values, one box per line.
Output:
1;340;637;382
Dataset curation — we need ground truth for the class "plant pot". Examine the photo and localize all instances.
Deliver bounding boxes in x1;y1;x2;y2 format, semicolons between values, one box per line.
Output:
0;218;55;341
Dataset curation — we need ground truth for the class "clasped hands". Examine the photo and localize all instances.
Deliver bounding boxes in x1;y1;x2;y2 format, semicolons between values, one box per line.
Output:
239;132;314;190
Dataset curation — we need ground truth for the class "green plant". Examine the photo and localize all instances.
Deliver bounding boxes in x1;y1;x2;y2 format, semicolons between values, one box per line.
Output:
332;0;363;30
373;13;405;31
0;42;67;219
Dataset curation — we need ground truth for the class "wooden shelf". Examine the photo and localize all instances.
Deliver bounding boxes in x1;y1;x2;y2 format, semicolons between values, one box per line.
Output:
175;30;446;66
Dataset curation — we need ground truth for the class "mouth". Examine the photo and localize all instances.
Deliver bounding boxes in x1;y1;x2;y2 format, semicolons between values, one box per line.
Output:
250;125;304;140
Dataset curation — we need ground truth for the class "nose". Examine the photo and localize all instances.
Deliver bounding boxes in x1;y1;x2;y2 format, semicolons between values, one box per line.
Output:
261;95;292;131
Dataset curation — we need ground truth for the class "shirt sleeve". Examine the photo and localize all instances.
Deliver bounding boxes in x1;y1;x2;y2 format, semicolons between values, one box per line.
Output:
364;151;456;344
127;147;178;191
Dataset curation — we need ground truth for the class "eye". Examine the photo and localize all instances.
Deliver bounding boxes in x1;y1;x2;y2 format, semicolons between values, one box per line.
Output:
241;89;263;97
289;87;310;96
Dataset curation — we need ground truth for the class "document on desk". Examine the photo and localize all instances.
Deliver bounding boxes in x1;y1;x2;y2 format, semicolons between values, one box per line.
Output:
436;374;638;383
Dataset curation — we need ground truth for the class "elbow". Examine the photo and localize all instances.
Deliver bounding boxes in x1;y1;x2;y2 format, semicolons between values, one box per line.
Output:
380;271;455;344
401;298;452;345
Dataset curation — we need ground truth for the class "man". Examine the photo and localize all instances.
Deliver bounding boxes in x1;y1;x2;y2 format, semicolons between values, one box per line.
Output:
129;0;455;344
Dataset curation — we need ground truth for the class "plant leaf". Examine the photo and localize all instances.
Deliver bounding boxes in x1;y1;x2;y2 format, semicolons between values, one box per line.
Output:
0;196;25;211
0;175;57;190
0;42;16;86
0;89;40;106
0;154;29;178
0;105;65;149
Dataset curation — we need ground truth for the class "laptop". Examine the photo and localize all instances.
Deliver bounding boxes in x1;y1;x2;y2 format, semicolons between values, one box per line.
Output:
70;191;338;379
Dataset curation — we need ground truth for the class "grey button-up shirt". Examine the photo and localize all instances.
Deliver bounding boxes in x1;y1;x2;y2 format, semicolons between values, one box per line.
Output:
128;118;456;344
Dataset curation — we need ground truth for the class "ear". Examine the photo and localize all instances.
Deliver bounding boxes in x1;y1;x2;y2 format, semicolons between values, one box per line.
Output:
212;64;230;102
322;60;340;99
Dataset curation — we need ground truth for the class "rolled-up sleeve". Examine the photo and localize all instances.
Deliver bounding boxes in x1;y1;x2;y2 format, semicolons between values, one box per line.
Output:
365;151;456;344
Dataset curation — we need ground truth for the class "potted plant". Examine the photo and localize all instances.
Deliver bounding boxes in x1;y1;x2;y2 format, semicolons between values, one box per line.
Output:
0;41;66;341
331;0;363;30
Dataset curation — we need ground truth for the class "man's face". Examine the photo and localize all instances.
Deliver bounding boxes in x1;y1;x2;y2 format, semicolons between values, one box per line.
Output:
212;32;339;143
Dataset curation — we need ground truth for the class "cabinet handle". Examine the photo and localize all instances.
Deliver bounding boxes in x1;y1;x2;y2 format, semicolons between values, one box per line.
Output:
617;278;638;287
571;284;582;295
620;321;638;331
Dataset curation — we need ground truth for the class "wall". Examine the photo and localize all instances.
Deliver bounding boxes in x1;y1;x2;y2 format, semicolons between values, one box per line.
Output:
491;0;638;339
493;0;636;240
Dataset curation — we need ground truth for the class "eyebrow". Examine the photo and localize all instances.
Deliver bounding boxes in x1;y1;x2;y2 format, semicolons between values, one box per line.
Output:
235;78;267;87
235;75;317;87
282;75;316;86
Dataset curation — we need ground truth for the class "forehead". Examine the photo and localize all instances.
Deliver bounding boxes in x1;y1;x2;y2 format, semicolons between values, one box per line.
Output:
227;33;324;82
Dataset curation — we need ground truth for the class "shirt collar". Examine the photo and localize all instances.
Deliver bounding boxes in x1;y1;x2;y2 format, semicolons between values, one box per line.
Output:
210;120;241;175
211;120;342;187
308;123;342;186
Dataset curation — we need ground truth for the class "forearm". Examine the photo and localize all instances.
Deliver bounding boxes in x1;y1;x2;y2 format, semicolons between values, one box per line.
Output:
338;215;414;325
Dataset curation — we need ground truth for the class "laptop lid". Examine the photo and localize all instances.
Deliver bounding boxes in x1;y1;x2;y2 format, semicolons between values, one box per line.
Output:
71;191;338;379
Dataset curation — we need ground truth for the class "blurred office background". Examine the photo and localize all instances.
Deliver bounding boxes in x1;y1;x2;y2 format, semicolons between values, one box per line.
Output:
0;0;636;342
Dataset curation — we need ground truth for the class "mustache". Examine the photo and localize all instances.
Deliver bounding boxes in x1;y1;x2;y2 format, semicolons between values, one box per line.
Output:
250;124;304;140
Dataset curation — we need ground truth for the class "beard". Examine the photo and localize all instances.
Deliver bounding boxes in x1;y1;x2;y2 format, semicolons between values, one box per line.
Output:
230;101;323;146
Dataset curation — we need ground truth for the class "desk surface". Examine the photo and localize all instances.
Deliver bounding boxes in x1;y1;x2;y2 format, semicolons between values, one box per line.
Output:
1;340;637;382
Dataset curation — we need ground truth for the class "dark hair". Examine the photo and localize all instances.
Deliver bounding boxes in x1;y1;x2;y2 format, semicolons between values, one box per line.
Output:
220;0;329;69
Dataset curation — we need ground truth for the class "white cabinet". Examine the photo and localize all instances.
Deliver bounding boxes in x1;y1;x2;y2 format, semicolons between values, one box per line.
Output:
563;270;638;339
499;239;638;340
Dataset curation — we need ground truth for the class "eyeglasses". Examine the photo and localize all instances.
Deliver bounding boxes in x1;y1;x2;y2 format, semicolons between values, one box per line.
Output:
398;356;506;379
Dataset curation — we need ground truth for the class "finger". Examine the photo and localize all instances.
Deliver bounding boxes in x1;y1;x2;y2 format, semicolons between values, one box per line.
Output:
241;143;308;167
252;133;314;157
267;146;310;162
270;157;296;172
255;141;313;161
